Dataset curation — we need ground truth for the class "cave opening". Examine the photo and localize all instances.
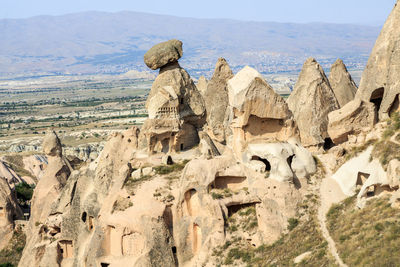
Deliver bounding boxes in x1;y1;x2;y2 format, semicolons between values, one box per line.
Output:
370;87;385;113
227;203;257;217
251;156;271;171
323;138;335;151
81;212;87;223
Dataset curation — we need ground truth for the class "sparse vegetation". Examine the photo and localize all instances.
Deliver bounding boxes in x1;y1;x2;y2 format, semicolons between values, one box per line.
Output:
124;175;152;194
0;227;26;266
112;196;133;212
287;218;299;231
154;160;189;175
327;195;400;266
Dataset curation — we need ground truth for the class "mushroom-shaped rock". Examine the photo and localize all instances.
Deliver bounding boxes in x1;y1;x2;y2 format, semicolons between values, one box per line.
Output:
287;57;339;148
329;59;358;108
141;41;205;154
355;1;400;120
203;58;234;143
227;66;297;155
144;39;183;70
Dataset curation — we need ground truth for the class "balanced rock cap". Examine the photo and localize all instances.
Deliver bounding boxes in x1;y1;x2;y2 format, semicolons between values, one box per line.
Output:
144;39;183;70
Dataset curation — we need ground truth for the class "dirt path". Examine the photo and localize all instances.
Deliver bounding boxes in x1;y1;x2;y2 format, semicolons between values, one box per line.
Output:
316;156;348;267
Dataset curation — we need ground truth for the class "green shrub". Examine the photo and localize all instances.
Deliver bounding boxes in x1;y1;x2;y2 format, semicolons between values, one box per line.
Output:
15;182;34;202
287;218;299;231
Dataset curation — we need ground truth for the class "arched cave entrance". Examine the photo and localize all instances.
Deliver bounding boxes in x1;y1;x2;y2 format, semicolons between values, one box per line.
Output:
370;87;385;113
251;156;271;171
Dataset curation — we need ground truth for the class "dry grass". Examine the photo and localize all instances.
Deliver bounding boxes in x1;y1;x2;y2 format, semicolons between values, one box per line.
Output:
210;192;336;267
327;195;400;267
372;140;400;169
0;227;26;266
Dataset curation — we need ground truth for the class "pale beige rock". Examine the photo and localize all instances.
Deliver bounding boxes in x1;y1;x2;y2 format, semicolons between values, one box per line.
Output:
288;58;339;147
142;55;205;154
203;58;233;143
198;131;220;159
227;66;298;155
356;1;400;120
329;59;358;107
328;98;376;144
19;131;72;266
0;177;22;250
143;39;183;70
196;76;208;96
173;155;303;266
19;128;176;267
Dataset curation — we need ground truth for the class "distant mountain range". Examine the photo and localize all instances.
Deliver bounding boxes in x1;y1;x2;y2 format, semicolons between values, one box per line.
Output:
0;11;381;78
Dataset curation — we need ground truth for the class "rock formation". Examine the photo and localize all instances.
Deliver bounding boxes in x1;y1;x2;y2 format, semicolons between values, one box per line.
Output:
143;39;183;70
227;66;298;155
354;1;400;121
19;131;72;267
140;39;206;154
203;58;234;143
329;59;357;108
0;176;22;250
196;76;208;96
173;155;304;265
327;2;400;144
287;57;339;148
328;99;376;144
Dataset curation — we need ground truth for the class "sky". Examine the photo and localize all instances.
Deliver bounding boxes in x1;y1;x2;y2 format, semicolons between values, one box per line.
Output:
0;0;397;25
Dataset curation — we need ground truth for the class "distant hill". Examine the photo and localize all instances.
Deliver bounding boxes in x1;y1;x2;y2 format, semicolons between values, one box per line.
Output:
0;11;381;78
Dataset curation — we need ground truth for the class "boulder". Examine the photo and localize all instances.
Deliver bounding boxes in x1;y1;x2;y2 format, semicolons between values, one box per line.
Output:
203;58;234;143
287;57;339;148
355;1;400;120
328;98;376;144
329;59;357;107
143;39;183;70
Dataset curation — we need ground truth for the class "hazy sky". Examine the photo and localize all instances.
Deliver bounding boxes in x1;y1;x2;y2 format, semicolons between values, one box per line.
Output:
0;0;397;25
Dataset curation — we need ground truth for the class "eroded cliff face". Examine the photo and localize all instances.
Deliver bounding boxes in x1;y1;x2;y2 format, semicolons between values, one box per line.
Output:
16;8;400;264
0;176;22;250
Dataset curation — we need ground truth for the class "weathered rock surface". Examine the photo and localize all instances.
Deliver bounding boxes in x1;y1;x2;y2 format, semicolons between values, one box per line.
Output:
0;176;22;250
141;41;205;154
228;66;298;155
19;128;176;267
196;76;208;96
328;98;377;144
203;58;234;143
143;39;183;70
355;1;400;120
332;146;397;208
329;59;357;108
174;155;304;266
287;57;339;148
19;131;72;266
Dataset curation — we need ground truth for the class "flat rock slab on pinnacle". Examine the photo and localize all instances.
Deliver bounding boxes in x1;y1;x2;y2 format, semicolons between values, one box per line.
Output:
144;39;183;70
